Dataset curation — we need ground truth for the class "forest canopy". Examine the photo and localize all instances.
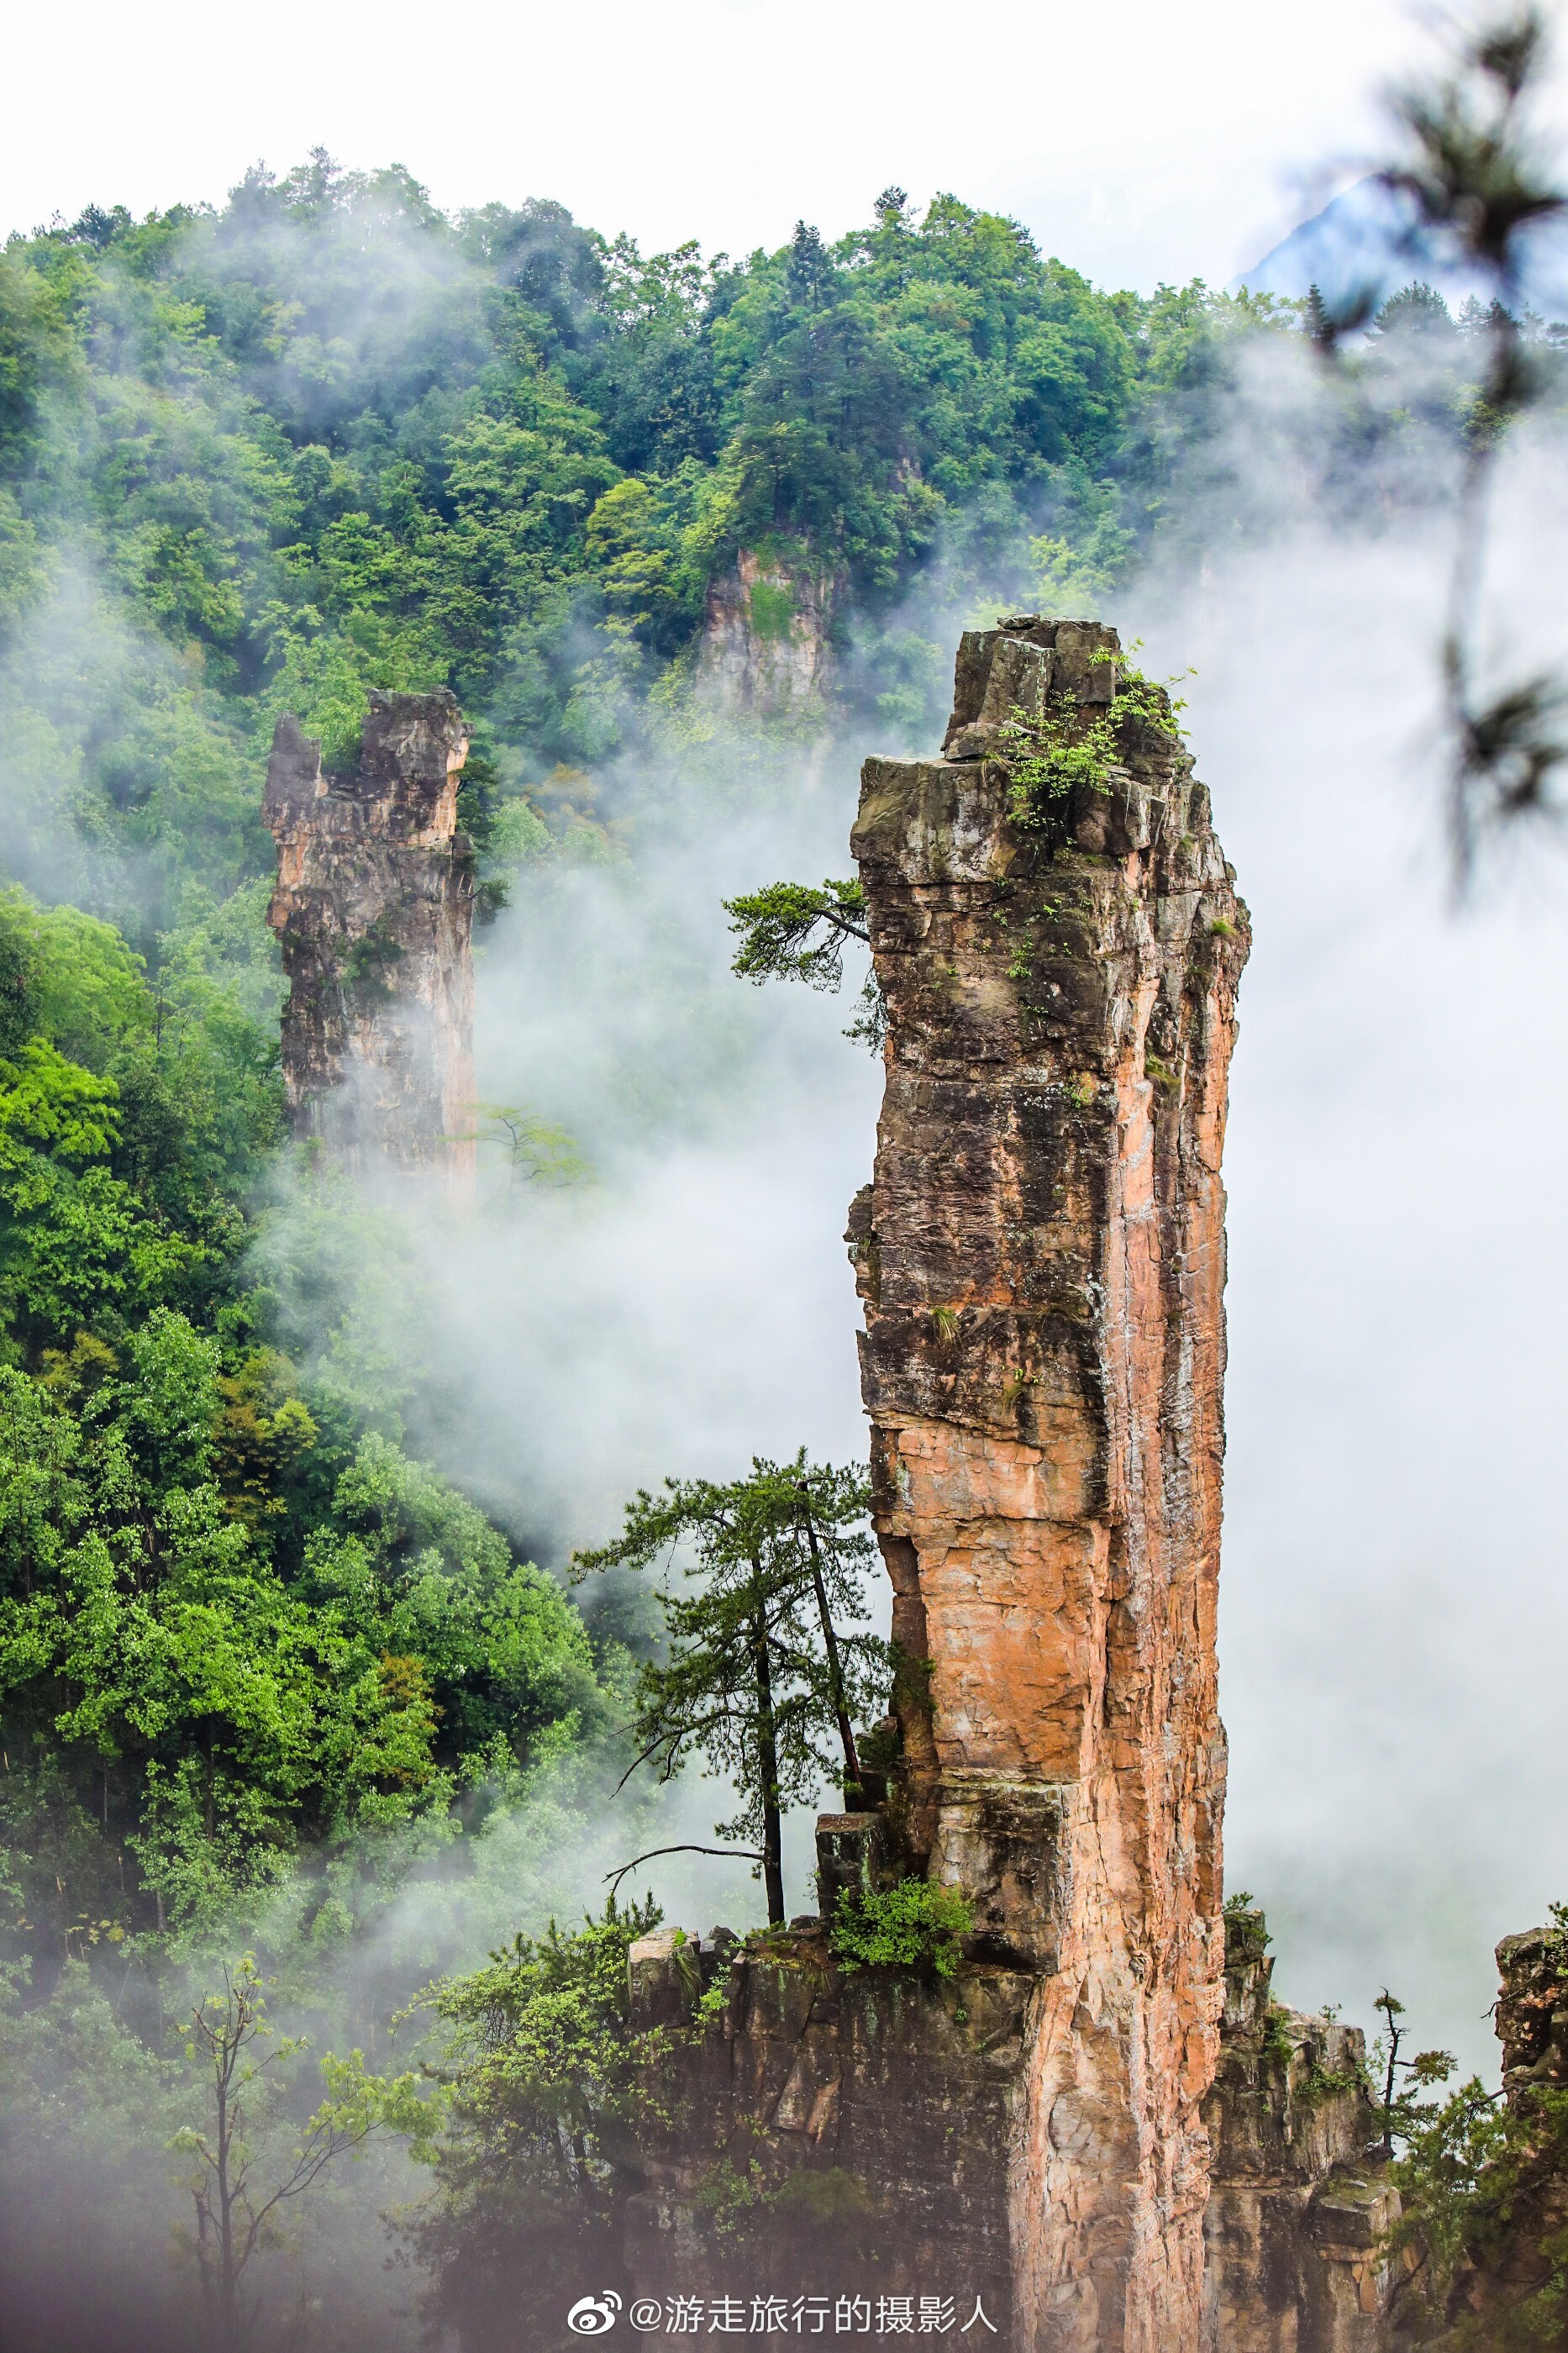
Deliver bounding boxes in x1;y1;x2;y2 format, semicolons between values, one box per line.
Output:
0;162;1309;929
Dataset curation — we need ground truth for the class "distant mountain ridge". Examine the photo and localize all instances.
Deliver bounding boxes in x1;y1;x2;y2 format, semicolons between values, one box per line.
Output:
1236;174;1568;319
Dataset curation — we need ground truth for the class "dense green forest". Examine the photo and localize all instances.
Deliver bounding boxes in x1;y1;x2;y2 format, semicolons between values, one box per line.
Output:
0;149;1555;2350
0;158;1301;930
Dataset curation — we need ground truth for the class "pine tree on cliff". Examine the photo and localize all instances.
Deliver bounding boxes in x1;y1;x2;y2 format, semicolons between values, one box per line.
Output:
722;878;885;1048
573;1455;887;1924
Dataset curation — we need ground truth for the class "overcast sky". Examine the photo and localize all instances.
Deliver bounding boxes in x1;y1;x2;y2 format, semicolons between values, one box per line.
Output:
10;0;1555;293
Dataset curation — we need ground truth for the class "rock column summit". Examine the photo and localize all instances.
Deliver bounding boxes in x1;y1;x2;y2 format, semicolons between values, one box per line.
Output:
849;617;1250;2349
263;690;476;1194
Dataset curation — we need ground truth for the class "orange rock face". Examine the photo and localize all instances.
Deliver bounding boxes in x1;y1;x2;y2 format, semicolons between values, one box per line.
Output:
264;691;475;1196
849;619;1250;2350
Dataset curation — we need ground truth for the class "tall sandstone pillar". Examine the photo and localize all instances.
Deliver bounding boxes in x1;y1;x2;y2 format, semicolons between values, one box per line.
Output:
264;689;476;1196
849;618;1250;2351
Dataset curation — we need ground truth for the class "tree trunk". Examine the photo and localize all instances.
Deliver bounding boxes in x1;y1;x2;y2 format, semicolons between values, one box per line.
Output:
750;1592;786;1926
216;2091;237;2348
797;1488;861;1798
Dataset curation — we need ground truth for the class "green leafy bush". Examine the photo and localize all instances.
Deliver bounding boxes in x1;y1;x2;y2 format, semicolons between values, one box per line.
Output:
999;659;1190;827
832;1877;973;1977
403;1895;664;2340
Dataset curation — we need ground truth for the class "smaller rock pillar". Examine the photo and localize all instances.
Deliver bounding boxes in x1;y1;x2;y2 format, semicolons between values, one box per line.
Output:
264;690;475;1196
1202;1909;1395;2353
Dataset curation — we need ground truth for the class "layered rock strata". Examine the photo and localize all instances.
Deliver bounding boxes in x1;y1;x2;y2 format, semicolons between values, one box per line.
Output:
1202;1909;1395;2353
619;1898;1395;2353
1495;1921;1568;2093
264;691;475;1193
615;619;1250;2350
848;616;1250;2349
623;1893;1022;2345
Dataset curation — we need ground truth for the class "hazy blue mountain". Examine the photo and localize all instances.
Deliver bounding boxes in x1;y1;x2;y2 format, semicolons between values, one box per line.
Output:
1237;174;1568;319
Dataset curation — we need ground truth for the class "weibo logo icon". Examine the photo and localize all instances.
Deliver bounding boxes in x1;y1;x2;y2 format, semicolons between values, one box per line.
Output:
566;2292;623;2335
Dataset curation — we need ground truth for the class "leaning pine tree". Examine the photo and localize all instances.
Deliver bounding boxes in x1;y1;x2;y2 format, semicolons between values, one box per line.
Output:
572;1455;889;1925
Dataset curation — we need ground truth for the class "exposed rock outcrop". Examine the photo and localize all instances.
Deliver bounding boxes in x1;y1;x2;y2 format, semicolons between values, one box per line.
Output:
623;1883;1023;2344
696;548;836;714
619;1895;1399;2353
264;690;475;1194
849;615;1250;2347
618;617;1253;2350
1496;1923;1568;2093
1203;1910;1395;2353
